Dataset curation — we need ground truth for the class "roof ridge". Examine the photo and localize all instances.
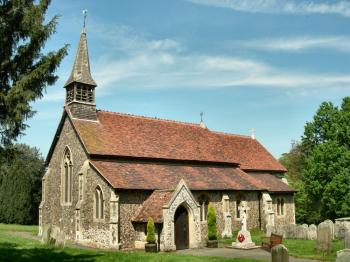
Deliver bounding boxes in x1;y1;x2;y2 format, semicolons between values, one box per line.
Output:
211;130;252;139
97;109;201;127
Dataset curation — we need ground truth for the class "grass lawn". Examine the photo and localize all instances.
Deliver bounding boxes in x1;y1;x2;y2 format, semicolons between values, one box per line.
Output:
0;224;261;262
218;228;344;262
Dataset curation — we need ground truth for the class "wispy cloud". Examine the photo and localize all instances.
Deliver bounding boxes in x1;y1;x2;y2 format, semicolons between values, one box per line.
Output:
236;36;350;52
45;20;350;99
188;0;350;17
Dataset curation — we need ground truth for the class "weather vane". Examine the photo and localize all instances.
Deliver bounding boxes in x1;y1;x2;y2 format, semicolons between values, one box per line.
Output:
83;9;88;30
200;112;204;123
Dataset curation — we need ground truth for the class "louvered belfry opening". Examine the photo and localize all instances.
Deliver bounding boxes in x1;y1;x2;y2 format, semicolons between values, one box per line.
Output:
64;28;98;120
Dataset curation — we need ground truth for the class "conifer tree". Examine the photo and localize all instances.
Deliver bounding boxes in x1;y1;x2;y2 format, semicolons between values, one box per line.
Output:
207;204;217;240
0;0;67;147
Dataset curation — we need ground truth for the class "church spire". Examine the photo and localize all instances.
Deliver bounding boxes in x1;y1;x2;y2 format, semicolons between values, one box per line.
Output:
64;11;96;88
64;10;97;121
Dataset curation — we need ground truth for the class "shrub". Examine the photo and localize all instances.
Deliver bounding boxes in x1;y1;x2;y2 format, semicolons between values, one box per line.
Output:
207;203;217;240
146;217;156;244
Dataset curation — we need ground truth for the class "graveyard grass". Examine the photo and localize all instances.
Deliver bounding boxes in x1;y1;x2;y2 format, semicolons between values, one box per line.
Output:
219;228;344;261
0;224;261;262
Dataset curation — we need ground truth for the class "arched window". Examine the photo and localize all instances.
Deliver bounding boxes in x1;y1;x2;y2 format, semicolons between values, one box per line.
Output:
198;195;209;222
95;186;104;220
277;197;285;216
62;148;72;204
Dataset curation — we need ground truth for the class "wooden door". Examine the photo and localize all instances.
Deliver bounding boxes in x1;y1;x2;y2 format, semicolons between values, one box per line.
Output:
174;205;189;250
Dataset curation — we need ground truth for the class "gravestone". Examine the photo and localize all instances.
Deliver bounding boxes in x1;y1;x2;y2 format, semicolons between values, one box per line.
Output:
336;249;350;262
271;244;289;262
323;219;335;239
345;230;350;249
335;218;350;239
232;201;256;249
308;224;317;240
317;221;332;252
295;224;308;239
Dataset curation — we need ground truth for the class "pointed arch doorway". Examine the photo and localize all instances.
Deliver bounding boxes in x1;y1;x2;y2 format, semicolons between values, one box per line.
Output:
174;205;189;250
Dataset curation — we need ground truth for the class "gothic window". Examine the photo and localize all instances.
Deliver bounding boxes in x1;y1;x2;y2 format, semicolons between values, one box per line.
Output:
62;148;73;204
95;186;104;220
277;198;285;216
198;195;209;222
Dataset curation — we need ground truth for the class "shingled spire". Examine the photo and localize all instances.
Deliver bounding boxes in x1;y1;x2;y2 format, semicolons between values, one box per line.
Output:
64;10;97;121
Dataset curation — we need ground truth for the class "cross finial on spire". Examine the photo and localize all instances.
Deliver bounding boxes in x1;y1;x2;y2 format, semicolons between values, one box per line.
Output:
82;9;88;32
200;112;207;129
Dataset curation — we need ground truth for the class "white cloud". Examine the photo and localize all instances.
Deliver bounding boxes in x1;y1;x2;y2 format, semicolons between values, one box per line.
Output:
238;36;350;52
188;0;350;17
54;20;350;98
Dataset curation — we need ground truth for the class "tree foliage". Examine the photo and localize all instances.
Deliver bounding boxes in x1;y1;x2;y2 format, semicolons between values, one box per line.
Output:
0;0;67;147
0;143;44;224
207;203;217;240
146;217;156;244
280;97;350;224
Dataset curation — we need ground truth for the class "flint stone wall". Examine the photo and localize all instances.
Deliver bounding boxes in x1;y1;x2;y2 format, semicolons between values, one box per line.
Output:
42;117;114;248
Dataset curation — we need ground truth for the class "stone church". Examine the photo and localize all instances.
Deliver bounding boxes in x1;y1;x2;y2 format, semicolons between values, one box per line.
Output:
39;27;295;251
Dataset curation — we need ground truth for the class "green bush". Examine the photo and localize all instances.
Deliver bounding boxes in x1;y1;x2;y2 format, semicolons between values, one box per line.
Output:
146;217;156;244
207;204;217;240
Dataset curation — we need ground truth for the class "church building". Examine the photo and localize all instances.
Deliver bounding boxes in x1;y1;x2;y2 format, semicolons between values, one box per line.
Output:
39;26;295;251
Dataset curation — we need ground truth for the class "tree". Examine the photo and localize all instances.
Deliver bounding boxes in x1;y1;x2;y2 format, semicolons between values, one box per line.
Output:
0;144;44;224
146;217;156;244
280;97;350;223
0;0;67;147
279;141;310;223
207;204;217;240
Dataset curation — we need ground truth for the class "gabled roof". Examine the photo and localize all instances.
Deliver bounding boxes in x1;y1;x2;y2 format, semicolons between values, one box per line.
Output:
64;31;96;87
72;110;286;172
90;160;263;190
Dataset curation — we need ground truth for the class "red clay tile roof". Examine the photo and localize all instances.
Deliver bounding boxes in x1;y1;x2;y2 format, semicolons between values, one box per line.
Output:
90;160;263;191
132;190;173;223
71;110;286;172
247;173;295;193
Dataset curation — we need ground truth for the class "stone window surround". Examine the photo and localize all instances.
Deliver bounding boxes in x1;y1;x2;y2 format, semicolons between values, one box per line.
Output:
276;197;285;217
94;185;105;222
61;146;73;206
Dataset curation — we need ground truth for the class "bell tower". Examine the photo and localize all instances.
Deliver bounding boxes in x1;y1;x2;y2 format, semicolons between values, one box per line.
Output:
64;10;97;121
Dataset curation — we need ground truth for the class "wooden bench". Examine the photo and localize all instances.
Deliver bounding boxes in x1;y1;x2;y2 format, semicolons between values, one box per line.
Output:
261;233;283;250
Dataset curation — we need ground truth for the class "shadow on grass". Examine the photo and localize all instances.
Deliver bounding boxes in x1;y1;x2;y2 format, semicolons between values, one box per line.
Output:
0;242;100;262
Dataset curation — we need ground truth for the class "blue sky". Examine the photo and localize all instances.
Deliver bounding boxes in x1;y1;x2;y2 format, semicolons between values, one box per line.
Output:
19;0;350;158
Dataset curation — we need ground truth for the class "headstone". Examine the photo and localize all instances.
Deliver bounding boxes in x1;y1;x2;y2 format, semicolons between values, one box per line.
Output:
271;244;289;262
345;230;350;249
308;224;317;240
323;219;335;239
317;221;332;252
336;249;350;262
335;218;350;239
232;201;256;249
41;225;55;246
295;224;308;239
54;231;66;247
